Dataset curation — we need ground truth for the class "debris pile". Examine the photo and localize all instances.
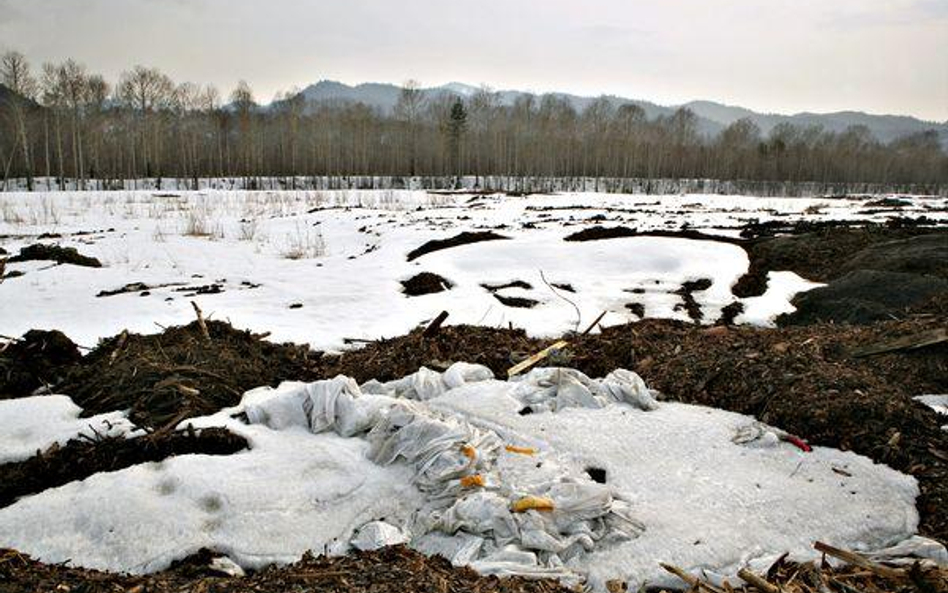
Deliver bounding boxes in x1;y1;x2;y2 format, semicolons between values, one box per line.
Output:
57;320;321;427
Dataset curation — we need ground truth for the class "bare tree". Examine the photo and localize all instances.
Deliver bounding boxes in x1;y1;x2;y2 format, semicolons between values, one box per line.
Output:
395;79;424;175
1;51;38;189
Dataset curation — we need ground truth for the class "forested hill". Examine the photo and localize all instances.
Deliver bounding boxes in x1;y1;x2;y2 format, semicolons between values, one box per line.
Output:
295;80;948;146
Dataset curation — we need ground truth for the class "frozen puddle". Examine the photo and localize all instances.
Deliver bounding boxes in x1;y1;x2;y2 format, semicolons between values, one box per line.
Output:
0;366;921;591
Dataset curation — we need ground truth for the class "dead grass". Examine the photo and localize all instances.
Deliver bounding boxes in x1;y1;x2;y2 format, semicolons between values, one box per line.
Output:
282;222;326;259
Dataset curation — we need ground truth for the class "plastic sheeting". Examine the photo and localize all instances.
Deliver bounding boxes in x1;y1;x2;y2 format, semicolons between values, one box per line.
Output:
245;363;654;579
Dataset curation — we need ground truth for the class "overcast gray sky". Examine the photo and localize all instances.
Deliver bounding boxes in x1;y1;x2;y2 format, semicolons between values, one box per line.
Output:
1;0;946;120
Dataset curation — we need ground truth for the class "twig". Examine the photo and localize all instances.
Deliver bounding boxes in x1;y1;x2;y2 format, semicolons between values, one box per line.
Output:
190;300;211;342
660;563;726;593
539;269;581;333
581;311;608;336
737;568;780;593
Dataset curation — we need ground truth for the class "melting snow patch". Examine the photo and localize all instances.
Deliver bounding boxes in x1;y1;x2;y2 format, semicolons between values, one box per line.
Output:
0;395;136;463
737;271;825;327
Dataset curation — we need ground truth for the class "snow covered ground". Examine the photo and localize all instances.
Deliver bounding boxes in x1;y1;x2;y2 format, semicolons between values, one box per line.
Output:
0;395;136;463
1;190;943;351
0;367;923;590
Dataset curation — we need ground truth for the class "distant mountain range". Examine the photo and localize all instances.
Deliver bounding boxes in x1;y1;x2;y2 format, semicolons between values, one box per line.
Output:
293;80;948;146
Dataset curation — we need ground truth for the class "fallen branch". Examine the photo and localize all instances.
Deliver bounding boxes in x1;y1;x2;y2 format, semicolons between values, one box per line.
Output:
190;301;211;342
507;340;568;377
814;541;905;581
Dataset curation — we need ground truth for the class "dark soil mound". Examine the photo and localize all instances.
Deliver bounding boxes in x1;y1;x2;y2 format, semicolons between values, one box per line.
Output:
564;225;638;241
7;244;102;267
733;226;945;298
564;226;742;244
401;272;453;296
58;321;322;428
406;231;508;261
0;330;82;397
482;280;533;291
494;294;539;308
838;234;948;279
781;270;948;326
0;427;247;509
0;545;572;593
865;197;912;208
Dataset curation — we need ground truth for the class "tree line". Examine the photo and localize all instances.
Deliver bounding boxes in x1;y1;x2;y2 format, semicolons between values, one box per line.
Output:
1;51;946;191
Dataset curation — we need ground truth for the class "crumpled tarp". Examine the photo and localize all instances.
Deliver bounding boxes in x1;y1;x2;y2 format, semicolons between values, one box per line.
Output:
244;361;653;580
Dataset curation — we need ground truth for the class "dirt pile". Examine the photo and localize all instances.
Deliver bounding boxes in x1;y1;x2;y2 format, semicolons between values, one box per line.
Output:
401;272;453;296
57;320;322;428
406;230;509;261
782;270;948;325
7;243;102;267
0;427;247;508
0;545;574;593
773;230;948;325
0;329;82;397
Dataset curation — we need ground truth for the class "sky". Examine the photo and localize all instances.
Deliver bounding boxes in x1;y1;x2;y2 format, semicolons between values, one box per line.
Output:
0;0;946;121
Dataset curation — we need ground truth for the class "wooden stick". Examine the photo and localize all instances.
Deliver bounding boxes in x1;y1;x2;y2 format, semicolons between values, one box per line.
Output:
660;563;726;593
814;541;905;580
190;301;211;342
423;310;449;337
581;311;607;336
507;340;568;377
737;568;780;593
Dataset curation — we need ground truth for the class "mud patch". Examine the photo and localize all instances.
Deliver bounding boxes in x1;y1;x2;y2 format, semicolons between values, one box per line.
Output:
406;231;509;261
673;278;713;323
401;272;453;296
